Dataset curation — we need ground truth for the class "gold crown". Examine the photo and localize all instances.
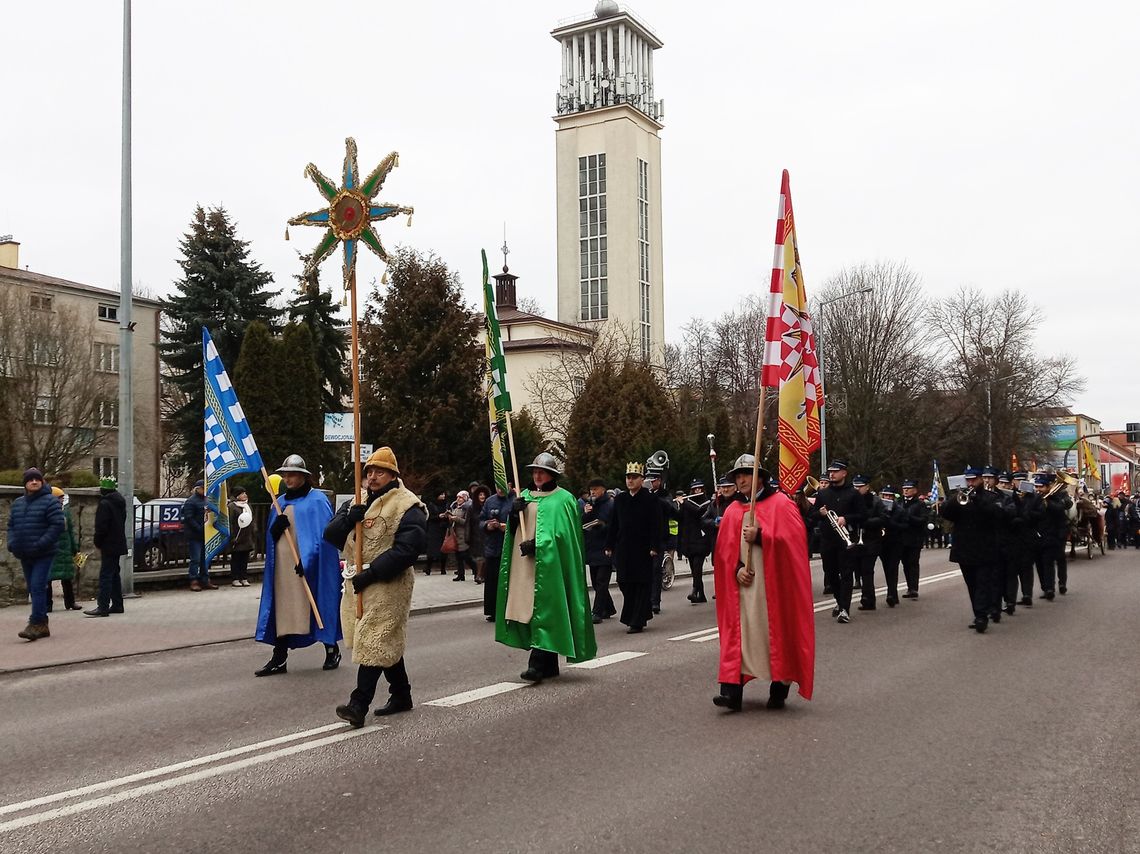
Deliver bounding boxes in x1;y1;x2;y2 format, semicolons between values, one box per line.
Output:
625;461;645;476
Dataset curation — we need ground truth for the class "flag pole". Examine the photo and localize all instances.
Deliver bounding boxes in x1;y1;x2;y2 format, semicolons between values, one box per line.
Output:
260;465;323;630
745;387;769;574
349;267;364;619
503;412;528;542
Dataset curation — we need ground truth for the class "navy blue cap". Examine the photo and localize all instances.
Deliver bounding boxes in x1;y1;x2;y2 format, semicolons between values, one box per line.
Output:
1035;473;1055;485
689;478;704;490
827;459;849;471
981;465;1000;477
1012;470;1029;479
901;479;918;489
852;474;870;486
963;466;982;478
193;479;204;488
998;471;1012;483
880;484;897;495
717;474;734;487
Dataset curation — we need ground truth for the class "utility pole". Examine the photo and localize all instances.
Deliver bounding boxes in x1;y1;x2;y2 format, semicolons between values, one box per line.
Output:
118;0;135;596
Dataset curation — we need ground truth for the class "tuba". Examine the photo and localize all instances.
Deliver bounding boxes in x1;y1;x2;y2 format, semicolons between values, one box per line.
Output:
647;450;670;471
1045;470;1078;499
804;476;820;497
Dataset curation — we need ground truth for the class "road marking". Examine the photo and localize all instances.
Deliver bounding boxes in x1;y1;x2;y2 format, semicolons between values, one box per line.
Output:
425;682;526;707
568;651;647;669
674;568;965;642
0;725;384;834
0;722;348;818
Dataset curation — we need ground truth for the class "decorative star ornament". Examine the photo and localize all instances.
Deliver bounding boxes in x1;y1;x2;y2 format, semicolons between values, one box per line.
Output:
288;137;413;287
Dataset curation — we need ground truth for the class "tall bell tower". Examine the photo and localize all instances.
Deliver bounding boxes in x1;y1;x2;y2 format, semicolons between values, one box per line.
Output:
552;2;665;363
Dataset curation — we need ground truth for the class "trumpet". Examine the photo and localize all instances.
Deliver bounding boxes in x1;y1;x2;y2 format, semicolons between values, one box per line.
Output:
824;509;855;549
957;487;975;505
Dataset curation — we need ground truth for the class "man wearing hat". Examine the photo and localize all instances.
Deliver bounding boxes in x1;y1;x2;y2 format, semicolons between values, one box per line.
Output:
896;479;930;598
606;462;664;632
254;455;343;678
878;485;906;605
497;453;596;680
812;459;861;623
941;466;1004;632
1033;472;1072;600
1008;471;1040;605
182;479;211;591
712;454;814;711
324;447;426;726
7;468;65;640
87;476;129;616
646;465;678;615
677;478;711;604
702;474;739;559
851;475;887;610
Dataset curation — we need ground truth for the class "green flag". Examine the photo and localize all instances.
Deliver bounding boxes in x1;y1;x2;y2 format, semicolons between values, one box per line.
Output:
483;250;513;413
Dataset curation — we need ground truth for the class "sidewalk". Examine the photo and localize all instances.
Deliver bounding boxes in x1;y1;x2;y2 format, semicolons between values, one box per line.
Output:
0;570;486;674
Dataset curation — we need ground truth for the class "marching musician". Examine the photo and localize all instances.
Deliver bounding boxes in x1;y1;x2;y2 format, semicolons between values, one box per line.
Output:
1033;472;1072;600
1011;471;1042;607
677;478;711;604
941;465;1004;633
896;479;930;599
879;485;905;606
812;460;861;624
851;474;887;611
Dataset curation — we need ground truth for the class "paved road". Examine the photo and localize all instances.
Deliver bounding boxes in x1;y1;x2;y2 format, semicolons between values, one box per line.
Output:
3;548;1138;853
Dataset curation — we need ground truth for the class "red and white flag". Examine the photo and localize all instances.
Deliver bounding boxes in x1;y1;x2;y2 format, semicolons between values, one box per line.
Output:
761;170;823;492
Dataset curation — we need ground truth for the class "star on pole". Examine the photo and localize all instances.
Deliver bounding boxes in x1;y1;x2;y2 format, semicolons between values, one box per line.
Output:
288;137;414;288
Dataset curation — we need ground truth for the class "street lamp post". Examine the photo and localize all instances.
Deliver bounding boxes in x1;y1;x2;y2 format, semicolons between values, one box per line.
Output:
816;287;872;468
984;372;1017;467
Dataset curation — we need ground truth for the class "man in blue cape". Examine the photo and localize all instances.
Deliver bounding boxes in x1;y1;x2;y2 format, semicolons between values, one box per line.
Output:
254;454;343;675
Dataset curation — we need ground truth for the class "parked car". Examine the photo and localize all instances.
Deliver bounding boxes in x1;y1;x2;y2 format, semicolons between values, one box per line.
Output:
134;498;189;570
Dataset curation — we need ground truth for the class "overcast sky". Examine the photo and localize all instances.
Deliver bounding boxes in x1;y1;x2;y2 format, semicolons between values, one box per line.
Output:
3;1;1137;428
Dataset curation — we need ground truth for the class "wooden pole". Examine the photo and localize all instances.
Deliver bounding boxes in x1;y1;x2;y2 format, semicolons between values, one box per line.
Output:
744;387;769;575
349;268;364;619
502;412;528;542
260;466;324;631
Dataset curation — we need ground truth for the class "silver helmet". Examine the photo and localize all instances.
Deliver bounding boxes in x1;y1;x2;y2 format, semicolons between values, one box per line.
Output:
526;452;562;476
276;454;311;475
727;453;770;481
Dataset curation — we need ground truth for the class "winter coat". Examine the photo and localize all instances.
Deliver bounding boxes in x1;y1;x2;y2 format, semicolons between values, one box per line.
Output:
579;492;614;566
93;489;128;557
448;500;471;552
812;481;863;551
677;494;712;559
1035;492;1073;546
701;493;737;554
941;488;1004;565
227;500;257;552
6;483;65;560
468;498;487;556
605;488;663;584
480;492;513;558
51;506;79;580
181;491;206;537
424;499;448;558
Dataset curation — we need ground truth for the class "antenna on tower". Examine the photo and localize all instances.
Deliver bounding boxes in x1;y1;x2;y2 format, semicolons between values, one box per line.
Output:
501;222;510;273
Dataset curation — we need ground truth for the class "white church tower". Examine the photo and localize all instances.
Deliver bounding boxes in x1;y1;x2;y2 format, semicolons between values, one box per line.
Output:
552;2;665;364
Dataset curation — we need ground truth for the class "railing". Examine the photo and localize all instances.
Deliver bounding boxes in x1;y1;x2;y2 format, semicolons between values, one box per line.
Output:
133;502;274;572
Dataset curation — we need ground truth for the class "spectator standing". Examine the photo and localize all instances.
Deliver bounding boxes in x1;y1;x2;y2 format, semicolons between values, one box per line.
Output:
183;480;213;591
447;490;477;581
422;490;449;575
470;485;489;584
227;485;257;587
87;477;128;617
8;468;64;641
480;482;513;622
46;486;82;612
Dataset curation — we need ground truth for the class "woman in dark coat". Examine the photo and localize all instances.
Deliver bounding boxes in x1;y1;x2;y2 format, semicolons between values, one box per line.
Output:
469;485;490;583
422;490;449;575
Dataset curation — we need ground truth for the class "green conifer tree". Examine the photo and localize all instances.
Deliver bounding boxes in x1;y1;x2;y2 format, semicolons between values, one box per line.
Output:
358;248;484;491
287;258;349;414
161;206;280;477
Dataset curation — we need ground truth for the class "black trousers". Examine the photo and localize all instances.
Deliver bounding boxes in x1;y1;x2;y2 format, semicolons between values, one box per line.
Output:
45;579;78;611
959;562;996;623
821;545;854;612
687;554;707;598
527;648;560;677
483;551;502;617
1036;542;1063;593
231;549;250;582
900;545;922;594
879;545;902;602
650;552;665;610
589;563;616;618
450;550;477;578
1001;551;1027;606
858;550;879;606
350;657;411;709
97;552;123;612
618;579;653;629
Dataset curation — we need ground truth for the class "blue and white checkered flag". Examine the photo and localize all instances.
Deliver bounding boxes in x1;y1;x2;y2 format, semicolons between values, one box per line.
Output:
203;327;264;495
929;459;942;504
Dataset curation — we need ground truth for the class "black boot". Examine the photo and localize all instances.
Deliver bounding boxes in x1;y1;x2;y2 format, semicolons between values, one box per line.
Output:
767;681;791;710
255;642;289;677
373;694;414;716
323;644;341;671
336;702;367;728
373;658;413;715
713;683;743;712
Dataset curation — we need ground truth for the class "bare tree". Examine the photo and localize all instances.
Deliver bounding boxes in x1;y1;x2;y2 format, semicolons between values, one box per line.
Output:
0;288;118;474
516;296;545;316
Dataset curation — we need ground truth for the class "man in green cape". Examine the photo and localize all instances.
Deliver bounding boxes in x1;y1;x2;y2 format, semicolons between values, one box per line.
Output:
496;453;597;681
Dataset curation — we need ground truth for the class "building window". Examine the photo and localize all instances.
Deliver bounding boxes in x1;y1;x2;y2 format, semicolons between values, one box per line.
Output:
578;153;608;322
34;395;57;425
32;339;60;367
638;158;651;361
30;293;52;311
99;400;120;428
98;304;119;322
95;342;120;374
95;456;119;479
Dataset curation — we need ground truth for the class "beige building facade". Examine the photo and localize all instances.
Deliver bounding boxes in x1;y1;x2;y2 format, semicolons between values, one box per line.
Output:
0;238;163;494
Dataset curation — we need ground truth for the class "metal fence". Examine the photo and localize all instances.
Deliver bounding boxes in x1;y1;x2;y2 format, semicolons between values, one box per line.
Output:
133;502;274;572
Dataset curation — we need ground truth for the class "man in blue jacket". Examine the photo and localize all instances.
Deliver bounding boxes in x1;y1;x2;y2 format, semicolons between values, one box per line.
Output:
480;481;513;623
7;468;64;641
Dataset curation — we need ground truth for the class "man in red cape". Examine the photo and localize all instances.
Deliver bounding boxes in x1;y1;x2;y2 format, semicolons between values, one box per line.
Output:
713;454;815;711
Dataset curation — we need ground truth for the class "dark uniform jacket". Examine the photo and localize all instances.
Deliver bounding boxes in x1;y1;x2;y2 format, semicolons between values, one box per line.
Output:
701;494;737;554
1035;491;1073;546
812;480;862;551
606;488;663;584
579;491;614;566
677;494;711;559
853;492;887;558
941;488;1004;565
